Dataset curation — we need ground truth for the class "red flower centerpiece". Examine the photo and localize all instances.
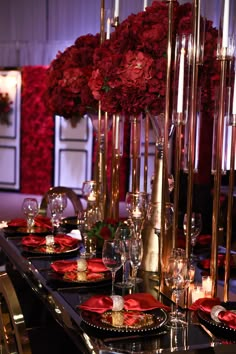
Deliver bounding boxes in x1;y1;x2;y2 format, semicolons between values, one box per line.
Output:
45;33;100;121
89;1;175;117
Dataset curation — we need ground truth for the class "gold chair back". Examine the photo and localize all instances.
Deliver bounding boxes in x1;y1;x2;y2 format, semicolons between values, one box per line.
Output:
39;186;83;216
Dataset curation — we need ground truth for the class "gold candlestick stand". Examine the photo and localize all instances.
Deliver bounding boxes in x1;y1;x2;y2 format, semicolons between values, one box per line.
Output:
211;51;230;297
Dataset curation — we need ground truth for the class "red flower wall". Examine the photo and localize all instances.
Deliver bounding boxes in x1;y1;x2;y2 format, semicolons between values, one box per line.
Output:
20;66;54;195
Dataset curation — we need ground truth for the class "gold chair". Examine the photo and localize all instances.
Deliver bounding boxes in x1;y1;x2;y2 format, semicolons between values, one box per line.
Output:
38;186;84;217
0;272;32;354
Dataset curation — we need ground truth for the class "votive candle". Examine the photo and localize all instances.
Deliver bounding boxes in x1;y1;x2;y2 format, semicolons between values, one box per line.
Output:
192;286;205;302
87;191;96;202
202;275;213;293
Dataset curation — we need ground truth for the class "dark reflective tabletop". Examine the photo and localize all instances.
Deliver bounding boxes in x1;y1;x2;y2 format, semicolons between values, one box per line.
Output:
0;232;236;353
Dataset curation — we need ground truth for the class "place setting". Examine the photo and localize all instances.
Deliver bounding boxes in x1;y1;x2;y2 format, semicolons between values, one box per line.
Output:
48;257;112;287
78;292;169;337
3;197;52;235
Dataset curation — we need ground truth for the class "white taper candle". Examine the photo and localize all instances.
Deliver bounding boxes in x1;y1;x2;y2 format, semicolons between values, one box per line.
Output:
114;0;119;18
222;0;230;48
143;0;148;11
106;18;111;40
177;48;185;114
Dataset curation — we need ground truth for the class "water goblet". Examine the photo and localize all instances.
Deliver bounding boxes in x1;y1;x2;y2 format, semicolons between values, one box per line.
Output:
183;212;202;261
129;238;143;290
125;191;148;239
114;223;134;289
164;256;191;327
82;180;97;205
48;192;67;234
102;239;124;295
22;197;39;233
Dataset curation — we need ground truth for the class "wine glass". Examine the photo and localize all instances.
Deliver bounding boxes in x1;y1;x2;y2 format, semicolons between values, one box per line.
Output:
102;239;124;295
48;192;67;234
129;238;143;290
125;191;148;239
183;212;202;261
164;256;191;327
115;223;133;289
80;207;101;258
22;198;39;232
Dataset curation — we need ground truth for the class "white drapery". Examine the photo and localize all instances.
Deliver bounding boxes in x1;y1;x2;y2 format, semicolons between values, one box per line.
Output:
0;0;229;66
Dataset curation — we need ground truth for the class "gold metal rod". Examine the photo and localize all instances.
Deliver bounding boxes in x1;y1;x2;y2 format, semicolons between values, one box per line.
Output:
103;111;108;217
161;0;175;272
211;58;227;297
224;124;236;301
186;0;200;258
110;115;120;220
144;113;149;193
100;0;105;44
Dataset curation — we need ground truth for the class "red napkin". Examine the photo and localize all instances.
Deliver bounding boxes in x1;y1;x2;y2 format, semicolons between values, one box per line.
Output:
196;234;212;246
51;258;107;274
8;215;52;229
199;254;236;270
189;297;236;329
78;293;170;313
218;311;236;329
189;297;221;312
64;272;104;281
21;234;78;250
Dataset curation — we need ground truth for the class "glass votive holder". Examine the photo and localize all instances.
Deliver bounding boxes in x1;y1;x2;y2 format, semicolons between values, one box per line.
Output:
45;235;55;252
202;275;213;295
191;285;205;303
45;235;54;246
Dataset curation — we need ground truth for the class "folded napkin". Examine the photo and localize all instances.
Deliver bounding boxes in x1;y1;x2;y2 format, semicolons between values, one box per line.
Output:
51;258;107;274
78;293;170;314
196;234;212;246
21;234;79;250
189;297;221;312
64;272;104;282
8;215;52;229
189;297;236;329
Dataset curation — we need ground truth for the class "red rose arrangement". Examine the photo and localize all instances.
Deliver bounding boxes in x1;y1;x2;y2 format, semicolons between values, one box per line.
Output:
87;219;121;250
89;1;219;119
45;33;100;119
89;1;176;116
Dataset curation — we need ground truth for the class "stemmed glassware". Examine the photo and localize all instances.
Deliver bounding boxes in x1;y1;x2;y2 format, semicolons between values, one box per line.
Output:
102;239;124;295
183;212;202;261
115;223;133;289
125;191;148;239
48;192;67;235
164;256;191;327
129;238;143;289
22;197;39;233
81;180;102;258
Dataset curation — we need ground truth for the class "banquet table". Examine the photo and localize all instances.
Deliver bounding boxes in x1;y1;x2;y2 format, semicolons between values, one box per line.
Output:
0;227;236;354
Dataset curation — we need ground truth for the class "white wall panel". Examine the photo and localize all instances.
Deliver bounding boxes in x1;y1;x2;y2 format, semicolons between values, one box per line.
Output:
0;70;21;190
54;116;93;195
